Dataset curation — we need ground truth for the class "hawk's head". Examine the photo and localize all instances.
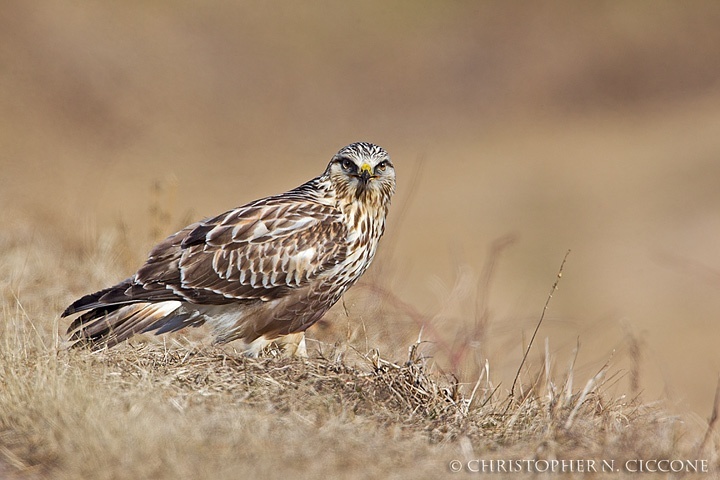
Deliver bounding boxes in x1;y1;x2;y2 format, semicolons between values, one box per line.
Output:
326;142;395;206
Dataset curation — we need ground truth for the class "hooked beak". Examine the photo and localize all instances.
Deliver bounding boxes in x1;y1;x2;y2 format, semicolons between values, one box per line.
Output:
359;163;372;184
355;163;373;198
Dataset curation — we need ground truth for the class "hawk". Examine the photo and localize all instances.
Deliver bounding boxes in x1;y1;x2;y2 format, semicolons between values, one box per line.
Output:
62;142;395;356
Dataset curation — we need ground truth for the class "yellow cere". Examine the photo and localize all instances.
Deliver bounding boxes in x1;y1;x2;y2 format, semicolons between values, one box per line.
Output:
360;163;373;175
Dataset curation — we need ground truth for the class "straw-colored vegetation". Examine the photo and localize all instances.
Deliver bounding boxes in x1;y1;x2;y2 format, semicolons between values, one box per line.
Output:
0;219;712;479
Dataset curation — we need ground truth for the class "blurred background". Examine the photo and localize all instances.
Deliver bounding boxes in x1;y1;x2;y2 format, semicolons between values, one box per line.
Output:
2;1;720;419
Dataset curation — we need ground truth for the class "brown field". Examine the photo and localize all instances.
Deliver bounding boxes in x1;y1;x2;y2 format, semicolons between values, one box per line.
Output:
2;1;720;477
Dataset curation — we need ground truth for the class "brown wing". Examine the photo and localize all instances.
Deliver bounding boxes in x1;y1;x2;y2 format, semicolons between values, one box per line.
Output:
135;198;348;304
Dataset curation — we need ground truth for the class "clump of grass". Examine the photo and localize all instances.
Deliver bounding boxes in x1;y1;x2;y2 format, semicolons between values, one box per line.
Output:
0;211;713;478
0;324;701;479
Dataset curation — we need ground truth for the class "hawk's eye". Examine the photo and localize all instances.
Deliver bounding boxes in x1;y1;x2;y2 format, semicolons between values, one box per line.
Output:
375;161;388;173
340;158;355;172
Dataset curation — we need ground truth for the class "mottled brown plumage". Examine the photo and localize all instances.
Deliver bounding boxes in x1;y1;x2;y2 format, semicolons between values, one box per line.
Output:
62;142;395;355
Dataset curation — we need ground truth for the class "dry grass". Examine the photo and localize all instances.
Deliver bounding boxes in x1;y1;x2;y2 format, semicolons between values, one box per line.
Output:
0;218;711;479
3;3;720;475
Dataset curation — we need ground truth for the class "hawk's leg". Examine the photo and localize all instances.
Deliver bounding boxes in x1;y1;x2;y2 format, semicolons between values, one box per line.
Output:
280;332;308;358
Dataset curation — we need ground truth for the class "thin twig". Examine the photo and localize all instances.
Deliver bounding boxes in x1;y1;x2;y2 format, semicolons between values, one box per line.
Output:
508;250;571;401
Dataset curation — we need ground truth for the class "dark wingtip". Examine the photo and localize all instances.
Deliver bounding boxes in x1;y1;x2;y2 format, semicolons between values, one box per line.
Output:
61;279;137;318
61;296;90;317
62;290;109;317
